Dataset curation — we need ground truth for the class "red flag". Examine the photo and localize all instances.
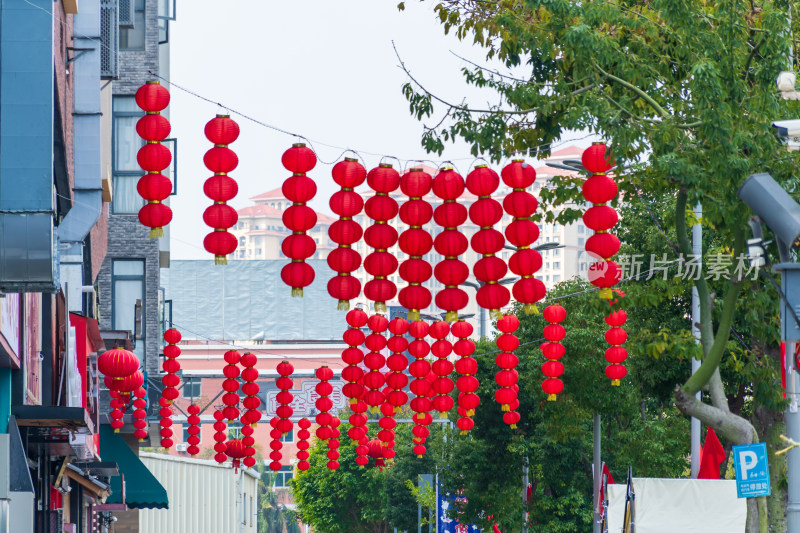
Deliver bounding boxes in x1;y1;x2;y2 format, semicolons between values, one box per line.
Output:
492;525;502;533
602;463;615;485
697;427;726;479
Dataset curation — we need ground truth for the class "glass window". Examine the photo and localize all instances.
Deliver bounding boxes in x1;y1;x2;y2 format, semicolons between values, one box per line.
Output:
120;0;146;50
554;249;561;257
112;259;145;358
183;377;201;398
578;238;585;246
553;275;561;283
578;225;585;234
112;96;145;214
280;429;293;443
273;465;293;488
553;262;560;269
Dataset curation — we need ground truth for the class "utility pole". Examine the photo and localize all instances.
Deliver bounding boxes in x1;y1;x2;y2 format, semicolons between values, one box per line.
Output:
690;204;702;478
592;414;602;533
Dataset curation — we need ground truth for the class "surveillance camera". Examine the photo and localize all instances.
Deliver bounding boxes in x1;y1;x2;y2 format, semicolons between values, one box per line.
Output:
772;119;800;138
738;173;800;249
778;71;797;92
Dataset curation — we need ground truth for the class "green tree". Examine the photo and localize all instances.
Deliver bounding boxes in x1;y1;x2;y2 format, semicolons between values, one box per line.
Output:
256;466;301;533
400;1;797;530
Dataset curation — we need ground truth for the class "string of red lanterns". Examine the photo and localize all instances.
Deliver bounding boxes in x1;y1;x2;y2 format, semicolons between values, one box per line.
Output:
99;346;139;434
275;361;294;435
502;160;546;314
108;391;125;433
135;81;173;238
162;329;181;407
281;143;318;295
186;404;201;456
239;353;261;428
363;164;401;314
363;314;389;412
221;350;241;422
408;320;432;457
467;165;510;318
241;424;257;469
296;418;312;471
429;321;455;418
494;315;520;414
212;410;228;464
268;417;284;472
327;158;366;309
157;397;173;447
541;305;567;401
327;417;342;470
432;167;470;322
605;306;628;385
398;168;434;320
341;308;367;403
385;318;410;414
225;439;246;473
202;115;240;264
315;366;335;441
132;386;148;442
452;320;479;434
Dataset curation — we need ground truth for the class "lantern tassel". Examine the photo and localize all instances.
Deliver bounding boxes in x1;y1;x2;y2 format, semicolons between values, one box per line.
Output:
598;288;613;299
375;302;387;314
407;309;420;321
291;287;304;297
215;255;228;265
148;227;164;239
337;299;350;311
460;430;468;436
611;379;620;386
114;428;120;433
501;404;510;412
490;309;503;320
466;409;475;417
547;394;557;401
510;423;517;429
438;412;447;419
416;454;423;459
524;303;539;315
445;310;458;323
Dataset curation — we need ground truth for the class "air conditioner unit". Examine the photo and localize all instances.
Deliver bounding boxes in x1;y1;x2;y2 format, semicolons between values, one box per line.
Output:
175;443;188;453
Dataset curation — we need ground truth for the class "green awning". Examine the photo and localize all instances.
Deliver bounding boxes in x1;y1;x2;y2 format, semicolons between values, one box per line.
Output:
99;426;168;509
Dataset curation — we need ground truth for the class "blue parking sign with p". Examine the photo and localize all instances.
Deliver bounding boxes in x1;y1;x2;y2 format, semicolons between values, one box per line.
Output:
733;442;771;498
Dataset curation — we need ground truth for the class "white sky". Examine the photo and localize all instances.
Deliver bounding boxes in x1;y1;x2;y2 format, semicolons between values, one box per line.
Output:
167;0;594;259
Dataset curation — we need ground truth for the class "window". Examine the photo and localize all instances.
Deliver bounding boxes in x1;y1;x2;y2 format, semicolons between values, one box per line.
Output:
553;275;561;283
112;260;145;358
578;238;585;246
553;249;561;257
273;465;293;488
578;225;585;234
120;0;145;50
280;429;293;443
553;262;560;269
112;97;145;214
183;424;200;442
183;377;201;398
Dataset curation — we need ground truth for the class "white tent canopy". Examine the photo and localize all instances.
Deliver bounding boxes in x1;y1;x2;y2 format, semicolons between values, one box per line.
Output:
606;478;747;533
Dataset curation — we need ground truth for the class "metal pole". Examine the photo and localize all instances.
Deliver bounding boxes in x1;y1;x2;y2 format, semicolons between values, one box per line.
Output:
690;203;702;478
522;456;529;533
480;306;486;339
593;414;601;533
787;340;800;532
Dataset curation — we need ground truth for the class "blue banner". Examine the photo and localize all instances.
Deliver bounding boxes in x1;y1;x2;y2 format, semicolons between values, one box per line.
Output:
437;488;481;533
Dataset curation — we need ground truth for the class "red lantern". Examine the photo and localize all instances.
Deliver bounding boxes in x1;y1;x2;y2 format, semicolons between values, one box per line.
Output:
580;142;620;299
452;320;478;433
495;315;520;417
275;361;294;435
239;352;260;433
541;305;567;401
467;165;509;318
203;115;240;264
364;164;400;313
327;158;367;309
501;159;545;314
281;145;318;295
604;305;628;385
431;167;469;322
296;418;312;471
135;81;173;238
213;410;228;464
408;321;433;456
315;365;334;441
160;329;181;414
185;404;201;456
130;386;148;442
220;350;241;422
428;321;454;417
342;308;367;402
363;314;389;410
398;168;434;320
98;346;140;381
109;390;125;432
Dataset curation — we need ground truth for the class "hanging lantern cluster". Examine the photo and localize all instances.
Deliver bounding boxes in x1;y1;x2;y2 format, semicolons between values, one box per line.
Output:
268;417;284;472
385;318;410;413
432;167;470;322
494;314;520;414
501;160;545;314
239;353;261;427
157;396;173;447
605;307;628;385
341;308;367;403
351;395;370;467
225;439;246;473
367;438;388;470
275;361;294;434
541;305;567;401
135;81;172;238
363;314;389;412
378;400;396;452
296;418;312;471
467;165;510;318
162;328;181;405
581;143;620;298
327;417;342;470
202;115;240;265
221;350;241;422
281;143;318;295
354;429;371;468
408;320;432;457
98;347;140;433
429;321;455;417
398;168;434;320
241;423;257;469
132;386;148;442
315;366;335;441
327;158;367;309
363;164;401;314
212;410;228;464
186;404;201;456
452;321;478;434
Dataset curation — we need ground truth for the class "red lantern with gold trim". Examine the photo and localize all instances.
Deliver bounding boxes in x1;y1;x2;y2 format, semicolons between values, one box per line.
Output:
398;168;434;320
432;167;469;321
604;306;628;385
275;361;294;435
296;418;312;471
341;308;367;402
203;115;240;264
452;320;478;433
239;352;260;428
363;314;389;411
213;410;228;464
429;321;454;417
541;305;567;400
364;164;400;314
495;315;520;419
